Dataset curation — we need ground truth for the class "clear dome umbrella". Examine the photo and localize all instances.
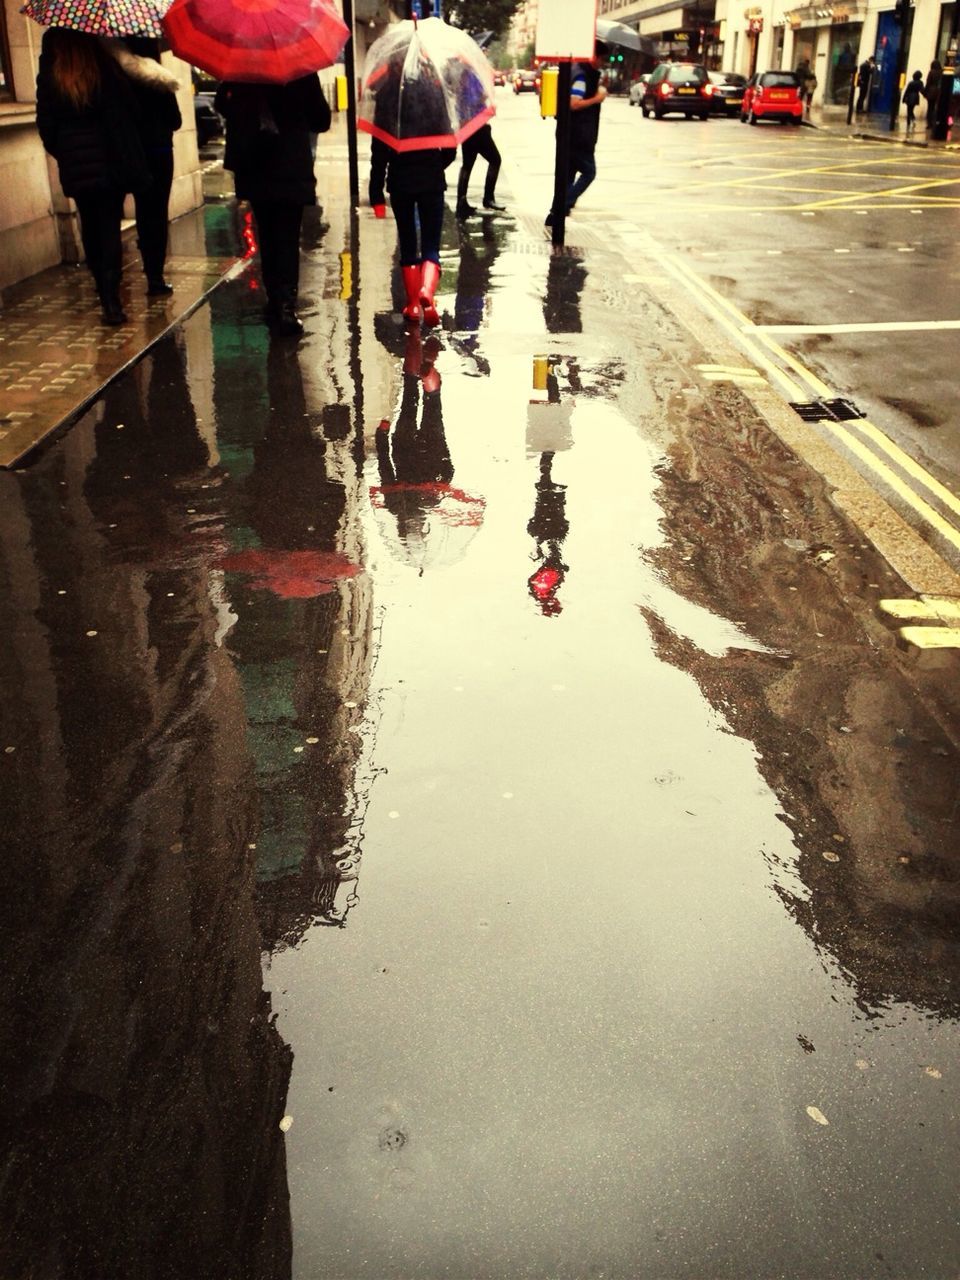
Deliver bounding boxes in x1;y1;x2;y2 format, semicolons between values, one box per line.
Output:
358;16;495;152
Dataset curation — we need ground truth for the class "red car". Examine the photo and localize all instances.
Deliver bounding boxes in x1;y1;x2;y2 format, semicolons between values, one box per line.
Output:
740;71;803;124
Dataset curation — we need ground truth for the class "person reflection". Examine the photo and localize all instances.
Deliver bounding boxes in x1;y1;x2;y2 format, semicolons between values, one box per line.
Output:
371;327;470;576
0;334;294;1279
219;341;375;944
527;451;569;617
543;251;587;336
451;218;504;375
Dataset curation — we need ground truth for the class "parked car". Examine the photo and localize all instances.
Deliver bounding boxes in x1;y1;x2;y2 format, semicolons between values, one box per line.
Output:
194;92;224;145
629;74;651;106
707;70;747;116
493;70;506;87
641;63;715;119
740;71;803;124
513;69;540;94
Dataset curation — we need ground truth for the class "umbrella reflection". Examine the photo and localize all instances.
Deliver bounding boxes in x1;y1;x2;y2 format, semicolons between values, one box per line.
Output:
370;327;485;574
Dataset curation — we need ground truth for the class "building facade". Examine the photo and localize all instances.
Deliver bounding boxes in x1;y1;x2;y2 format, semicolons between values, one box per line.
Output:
596;0;956;113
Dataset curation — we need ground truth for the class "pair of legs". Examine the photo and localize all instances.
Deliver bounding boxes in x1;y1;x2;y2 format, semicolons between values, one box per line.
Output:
456;125;503;216
391;191;445;327
545;146;597;224
135;148;174;293
251;199;305;334
73;187;127;324
906;102;917;128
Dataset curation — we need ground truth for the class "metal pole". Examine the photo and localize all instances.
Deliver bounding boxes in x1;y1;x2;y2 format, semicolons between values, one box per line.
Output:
551;61;572;249
846;60;856;124
342;0;359;208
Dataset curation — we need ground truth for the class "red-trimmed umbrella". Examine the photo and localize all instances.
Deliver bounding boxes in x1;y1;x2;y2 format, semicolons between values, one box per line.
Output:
358;16;494;153
162;0;348;84
218;548;361;598
21;0;169;37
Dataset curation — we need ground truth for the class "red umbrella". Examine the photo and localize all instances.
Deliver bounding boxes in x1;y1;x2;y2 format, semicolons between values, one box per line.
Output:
162;0;348;84
218;548;361;598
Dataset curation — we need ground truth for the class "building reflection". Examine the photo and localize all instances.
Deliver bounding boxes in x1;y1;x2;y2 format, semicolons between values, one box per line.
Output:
0;332;294;1278
646;408;960;1019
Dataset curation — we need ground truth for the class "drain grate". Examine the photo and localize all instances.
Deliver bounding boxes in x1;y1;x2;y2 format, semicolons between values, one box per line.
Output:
789;397;865;423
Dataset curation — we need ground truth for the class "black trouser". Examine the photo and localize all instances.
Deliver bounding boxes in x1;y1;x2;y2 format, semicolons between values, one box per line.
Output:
251;200;304;304
136;147;174;281
73;188;126;293
856;83;869;111
390;191;445;267
457;125;501;207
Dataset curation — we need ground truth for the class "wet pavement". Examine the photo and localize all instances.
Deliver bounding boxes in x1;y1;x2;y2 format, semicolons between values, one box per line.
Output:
2;111;960;1279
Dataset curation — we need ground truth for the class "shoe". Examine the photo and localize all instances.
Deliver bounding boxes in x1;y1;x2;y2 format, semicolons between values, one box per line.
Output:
275;302;304;336
401;263;422;324
146;278;173;296
419;260;441;328
483;200;506;211
456;202;478;220
98;270;127;325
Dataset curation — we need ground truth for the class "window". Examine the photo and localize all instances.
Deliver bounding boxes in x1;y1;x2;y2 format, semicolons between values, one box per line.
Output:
937;3;958;65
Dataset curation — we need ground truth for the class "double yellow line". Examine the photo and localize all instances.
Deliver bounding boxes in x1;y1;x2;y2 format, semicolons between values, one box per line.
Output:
659;251;960;568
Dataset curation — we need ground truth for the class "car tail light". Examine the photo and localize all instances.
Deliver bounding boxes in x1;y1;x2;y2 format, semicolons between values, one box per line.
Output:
704;83;715;96
660;82;673;96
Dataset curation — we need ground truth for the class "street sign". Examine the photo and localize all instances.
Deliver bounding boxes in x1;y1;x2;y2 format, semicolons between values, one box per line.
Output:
536;0;598;62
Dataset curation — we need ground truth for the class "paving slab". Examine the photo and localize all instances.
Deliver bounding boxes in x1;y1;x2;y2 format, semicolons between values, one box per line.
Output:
0;250;241;468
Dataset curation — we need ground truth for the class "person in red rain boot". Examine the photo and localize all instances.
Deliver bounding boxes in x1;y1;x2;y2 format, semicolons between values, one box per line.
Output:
369;136;456;327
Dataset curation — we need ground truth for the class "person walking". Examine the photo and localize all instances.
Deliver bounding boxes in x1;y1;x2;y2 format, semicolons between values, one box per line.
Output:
924;60;943;130
903;69;924;131
215;75;331;336
795;58;817;119
35;27;152;325
103;37;181;295
455;123;504;220
545;43;608;227
369;137;456;328
855;55;876;113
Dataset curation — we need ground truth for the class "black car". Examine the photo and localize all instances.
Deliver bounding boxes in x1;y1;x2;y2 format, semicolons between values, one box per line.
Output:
707;70;747;116
641;63;714;119
194;92;224;146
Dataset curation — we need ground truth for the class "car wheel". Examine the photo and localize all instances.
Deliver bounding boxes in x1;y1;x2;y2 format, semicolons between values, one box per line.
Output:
641;102;649;117
740;110;747;122
699;111;709;120
748;108;758;125
653;105;663;119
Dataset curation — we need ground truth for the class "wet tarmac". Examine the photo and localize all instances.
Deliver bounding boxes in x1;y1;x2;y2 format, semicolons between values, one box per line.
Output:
1;118;960;1279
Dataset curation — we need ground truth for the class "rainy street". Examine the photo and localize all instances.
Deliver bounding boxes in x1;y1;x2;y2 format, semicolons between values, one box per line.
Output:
2;93;960;1280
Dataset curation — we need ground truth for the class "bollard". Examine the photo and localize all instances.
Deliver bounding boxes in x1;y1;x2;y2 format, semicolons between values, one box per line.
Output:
533;355;550;392
336;73;348;112
540;66;558;119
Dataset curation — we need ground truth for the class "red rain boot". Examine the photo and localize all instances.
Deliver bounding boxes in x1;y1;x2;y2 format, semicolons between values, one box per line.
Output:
419;260;441;327
401;264;422;324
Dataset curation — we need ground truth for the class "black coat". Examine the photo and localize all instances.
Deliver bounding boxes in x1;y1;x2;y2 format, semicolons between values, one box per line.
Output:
123;38;182;153
368;137;456;204
35;30;152;198
216;77;331;205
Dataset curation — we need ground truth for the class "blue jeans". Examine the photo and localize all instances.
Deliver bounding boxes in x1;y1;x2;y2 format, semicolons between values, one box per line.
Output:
391;191;445;267
566;148;597;210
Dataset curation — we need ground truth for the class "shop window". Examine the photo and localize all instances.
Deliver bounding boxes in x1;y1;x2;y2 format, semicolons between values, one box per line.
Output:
0;11;13;100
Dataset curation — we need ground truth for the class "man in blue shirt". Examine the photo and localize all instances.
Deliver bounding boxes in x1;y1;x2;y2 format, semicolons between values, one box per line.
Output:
546;42;608;227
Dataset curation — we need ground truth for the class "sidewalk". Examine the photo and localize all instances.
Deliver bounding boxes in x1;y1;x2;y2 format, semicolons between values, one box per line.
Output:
0;207;241;469
808;105;960;149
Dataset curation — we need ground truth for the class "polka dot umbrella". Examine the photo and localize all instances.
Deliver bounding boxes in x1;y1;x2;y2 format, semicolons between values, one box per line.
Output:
162;0;349;84
21;0;170;39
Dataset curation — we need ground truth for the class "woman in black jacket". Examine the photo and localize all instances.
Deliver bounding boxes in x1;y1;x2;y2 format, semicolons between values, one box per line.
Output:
369;139;455;328
109;37;182;295
36;28;152;325
215;76;331;336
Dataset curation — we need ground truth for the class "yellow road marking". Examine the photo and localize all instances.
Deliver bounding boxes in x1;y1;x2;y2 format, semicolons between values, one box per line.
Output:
897;625;960;649
880;596;960;622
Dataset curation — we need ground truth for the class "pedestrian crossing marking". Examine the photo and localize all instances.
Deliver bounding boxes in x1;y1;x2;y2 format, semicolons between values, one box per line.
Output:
897;625;960;650
879;596;960;623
